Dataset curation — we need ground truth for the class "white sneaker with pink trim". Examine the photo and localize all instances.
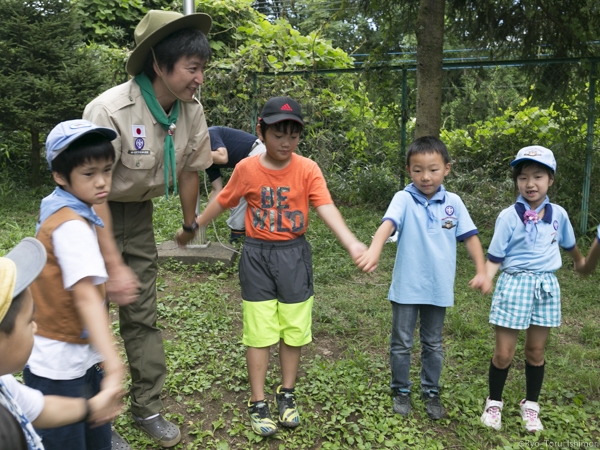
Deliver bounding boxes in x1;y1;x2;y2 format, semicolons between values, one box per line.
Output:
520;399;544;432
480;397;503;430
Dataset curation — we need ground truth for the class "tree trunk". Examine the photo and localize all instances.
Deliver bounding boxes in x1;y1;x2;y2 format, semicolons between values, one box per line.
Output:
414;0;445;138
30;125;41;186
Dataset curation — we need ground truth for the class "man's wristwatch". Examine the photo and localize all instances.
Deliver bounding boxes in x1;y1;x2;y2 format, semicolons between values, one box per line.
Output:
182;216;199;234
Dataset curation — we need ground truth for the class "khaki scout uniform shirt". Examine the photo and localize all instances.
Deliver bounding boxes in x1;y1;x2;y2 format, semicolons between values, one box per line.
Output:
83;79;212;202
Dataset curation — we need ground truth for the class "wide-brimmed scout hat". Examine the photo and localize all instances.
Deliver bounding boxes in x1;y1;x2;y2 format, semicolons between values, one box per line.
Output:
0;238;46;323
126;10;212;76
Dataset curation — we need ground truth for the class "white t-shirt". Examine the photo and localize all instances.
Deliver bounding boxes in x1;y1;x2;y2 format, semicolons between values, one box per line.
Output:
0;374;44;421
27;220;108;380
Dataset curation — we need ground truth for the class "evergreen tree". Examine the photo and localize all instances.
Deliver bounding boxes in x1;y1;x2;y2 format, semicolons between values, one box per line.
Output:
0;0;110;184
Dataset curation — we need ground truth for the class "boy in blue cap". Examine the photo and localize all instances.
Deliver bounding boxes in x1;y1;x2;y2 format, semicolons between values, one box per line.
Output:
23;120;128;449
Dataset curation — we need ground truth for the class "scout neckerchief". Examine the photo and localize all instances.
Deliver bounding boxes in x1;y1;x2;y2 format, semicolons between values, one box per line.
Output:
36;187;104;233
515;195;550;246
404;183;446;229
134;72;179;198
0;378;44;450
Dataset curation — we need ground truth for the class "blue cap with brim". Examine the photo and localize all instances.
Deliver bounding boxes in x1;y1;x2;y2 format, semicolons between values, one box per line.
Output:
45;120;117;170
510;145;556;172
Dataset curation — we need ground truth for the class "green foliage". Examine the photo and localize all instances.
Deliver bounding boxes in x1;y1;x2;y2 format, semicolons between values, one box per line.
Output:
0;0;113;181
441;67;530;131
75;0;167;47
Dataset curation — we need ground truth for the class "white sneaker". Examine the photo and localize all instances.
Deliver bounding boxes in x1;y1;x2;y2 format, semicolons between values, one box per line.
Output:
480;397;503;430
520;399;543;432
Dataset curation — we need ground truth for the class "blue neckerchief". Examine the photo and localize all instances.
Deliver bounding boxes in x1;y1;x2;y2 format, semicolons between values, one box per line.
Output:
514;195;550;246
36;187;104;233
404;183;446;229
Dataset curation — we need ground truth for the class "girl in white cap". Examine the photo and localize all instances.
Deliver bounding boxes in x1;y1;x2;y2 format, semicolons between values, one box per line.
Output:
474;146;585;432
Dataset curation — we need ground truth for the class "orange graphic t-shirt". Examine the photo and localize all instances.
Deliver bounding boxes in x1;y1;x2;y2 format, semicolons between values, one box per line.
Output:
217;153;333;241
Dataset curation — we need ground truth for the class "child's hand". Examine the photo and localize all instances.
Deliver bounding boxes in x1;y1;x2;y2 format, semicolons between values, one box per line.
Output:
469;274;493;295
106;263;139;306
347;240;368;264
87;384;125;427
101;359;125;393
574;257;589;275
356;247;381;273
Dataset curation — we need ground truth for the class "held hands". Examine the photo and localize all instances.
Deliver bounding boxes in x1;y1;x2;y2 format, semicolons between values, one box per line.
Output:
355;246;382;273
87;384;125;427
347;240;368;266
574;257;589;275
89;360;125;427
468;273;493;295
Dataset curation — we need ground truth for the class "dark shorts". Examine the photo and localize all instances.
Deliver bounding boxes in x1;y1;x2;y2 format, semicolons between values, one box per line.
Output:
239;235;314;304
23;364;110;450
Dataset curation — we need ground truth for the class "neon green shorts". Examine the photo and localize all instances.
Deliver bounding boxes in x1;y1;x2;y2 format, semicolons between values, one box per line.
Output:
242;296;314;347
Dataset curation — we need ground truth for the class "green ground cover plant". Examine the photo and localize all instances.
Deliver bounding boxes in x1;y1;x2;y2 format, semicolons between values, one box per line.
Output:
0;177;598;449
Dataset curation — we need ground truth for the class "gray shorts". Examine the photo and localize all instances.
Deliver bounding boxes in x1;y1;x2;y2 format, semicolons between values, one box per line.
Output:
239;235;314;304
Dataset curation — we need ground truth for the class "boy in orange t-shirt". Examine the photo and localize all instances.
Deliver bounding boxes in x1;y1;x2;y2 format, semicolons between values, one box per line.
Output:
177;96;366;437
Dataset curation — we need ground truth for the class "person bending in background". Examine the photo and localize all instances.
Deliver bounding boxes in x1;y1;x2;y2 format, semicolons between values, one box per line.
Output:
205;126;266;242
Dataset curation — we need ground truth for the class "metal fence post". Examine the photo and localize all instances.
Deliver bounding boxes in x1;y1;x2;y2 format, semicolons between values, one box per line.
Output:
400;68;408;188
580;60;597;235
251;73;258;134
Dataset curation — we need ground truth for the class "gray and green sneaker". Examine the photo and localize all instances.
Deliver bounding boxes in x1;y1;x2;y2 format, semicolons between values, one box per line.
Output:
247;400;278;436
275;385;300;428
393;389;411;416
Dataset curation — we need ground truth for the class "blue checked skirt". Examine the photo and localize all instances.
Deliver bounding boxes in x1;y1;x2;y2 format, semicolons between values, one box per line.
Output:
489;271;561;330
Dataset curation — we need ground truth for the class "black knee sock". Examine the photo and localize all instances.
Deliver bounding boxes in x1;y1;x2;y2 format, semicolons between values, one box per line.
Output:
489;360;510;401
525;361;545;402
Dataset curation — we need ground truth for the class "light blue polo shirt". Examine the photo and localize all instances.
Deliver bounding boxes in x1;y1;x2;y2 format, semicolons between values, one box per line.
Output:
384;183;478;307
487;202;576;273
597;224;600;242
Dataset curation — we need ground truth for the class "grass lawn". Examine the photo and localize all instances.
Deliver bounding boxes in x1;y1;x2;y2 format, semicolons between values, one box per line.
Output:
1;184;599;449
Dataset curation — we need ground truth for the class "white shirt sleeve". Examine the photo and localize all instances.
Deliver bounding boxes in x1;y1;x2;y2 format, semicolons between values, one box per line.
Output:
0;375;44;422
52;220;108;290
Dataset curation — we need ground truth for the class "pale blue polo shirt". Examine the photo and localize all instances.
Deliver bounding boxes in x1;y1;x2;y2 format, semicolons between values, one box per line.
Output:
383;184;478;307
597;224;600;242
487;202;576;273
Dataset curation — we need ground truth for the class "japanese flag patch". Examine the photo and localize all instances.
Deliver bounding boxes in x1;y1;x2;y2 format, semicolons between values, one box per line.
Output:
132;125;146;138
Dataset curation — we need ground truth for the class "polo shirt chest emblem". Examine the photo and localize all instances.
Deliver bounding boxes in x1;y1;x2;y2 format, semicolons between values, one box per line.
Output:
442;220;456;229
441;205;457;230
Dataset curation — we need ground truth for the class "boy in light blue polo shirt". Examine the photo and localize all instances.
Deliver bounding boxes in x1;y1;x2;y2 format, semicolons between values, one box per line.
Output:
357;136;489;420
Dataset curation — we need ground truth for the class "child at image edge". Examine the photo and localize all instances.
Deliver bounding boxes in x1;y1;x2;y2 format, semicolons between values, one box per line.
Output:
0;237;123;450
478;146;584;432
176;97;367;436
24;120;127;449
579;224;600;275
357;136;490;420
